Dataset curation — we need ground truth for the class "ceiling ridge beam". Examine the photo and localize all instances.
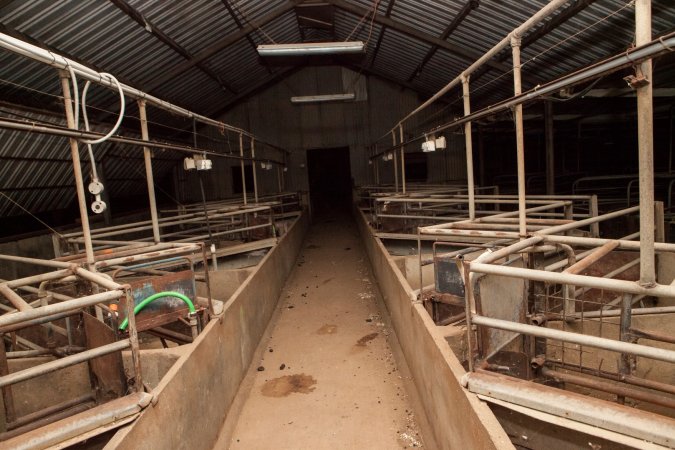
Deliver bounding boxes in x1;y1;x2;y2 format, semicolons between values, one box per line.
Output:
143;0;306;93
343;64;449;103
209;66;302;118
109;0;238;94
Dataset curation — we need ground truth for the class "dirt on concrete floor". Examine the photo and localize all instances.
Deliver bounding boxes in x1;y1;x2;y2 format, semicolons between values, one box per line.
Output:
214;212;424;450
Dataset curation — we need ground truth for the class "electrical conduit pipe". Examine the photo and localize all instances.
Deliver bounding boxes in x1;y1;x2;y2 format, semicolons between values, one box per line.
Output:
119;291;195;331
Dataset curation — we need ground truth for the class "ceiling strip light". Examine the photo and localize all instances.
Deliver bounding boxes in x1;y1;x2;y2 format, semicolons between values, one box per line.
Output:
257;41;365;57
290;93;356;104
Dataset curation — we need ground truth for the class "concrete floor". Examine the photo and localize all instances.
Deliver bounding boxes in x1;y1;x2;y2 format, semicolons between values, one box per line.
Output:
215;211;423;449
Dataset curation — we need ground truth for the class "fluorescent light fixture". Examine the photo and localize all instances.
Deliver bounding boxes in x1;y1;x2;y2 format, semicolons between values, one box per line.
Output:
291;93;355;104
257;41;365;57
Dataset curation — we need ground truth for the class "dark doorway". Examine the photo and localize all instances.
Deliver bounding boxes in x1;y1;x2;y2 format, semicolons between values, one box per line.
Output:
232;165;254;194
306;147;352;214
404;152;428;182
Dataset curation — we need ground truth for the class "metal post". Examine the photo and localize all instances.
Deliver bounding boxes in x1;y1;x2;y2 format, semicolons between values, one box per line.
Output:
58;71;95;267
618;293;634;403
239;133;247;205
478;126;485;188
374;144;380;185
511;36;527;237
124;289;142;392
655;200;665;242
399;125;406;194
545;101;555;195
138;100;161;243
462;259;475;372
636;0;655;286
251;138;259;203
392;130;399;192
462;75;476;220
590;195;600;237
0;336;16;424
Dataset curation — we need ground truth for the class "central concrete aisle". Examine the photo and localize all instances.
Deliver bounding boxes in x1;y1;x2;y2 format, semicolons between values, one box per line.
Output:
214;211;423;449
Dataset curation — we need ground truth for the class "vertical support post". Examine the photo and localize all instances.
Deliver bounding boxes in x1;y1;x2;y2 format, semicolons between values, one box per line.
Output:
138;100;161;244
545;101;555;195
58;71;95;267
669;106;673;173
462;260;475;372
251;138;259;203
655;201;665;242
590;195;600;238
399;125;406;194
478;125;485;187
281;153;286;193
511;36;527;238
374;144;380;185
0;336;16;425
392;131;399;192
124;289;142;392
636;0;655;286
239;133;247;205
462;75;476;220
618;293;634;403
277;164;282;193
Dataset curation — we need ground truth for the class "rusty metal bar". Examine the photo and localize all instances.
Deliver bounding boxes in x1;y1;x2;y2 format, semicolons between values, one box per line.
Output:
462;75;475;220
540;367;675;410
240;132;247;205
123;289;142;392
565;241;619;276
630;326;675;345
471;315;675;364
636;0;655;286
511;35;527;237
0;339;130;388
392;131;399;192
0;290;123;329
0;284;32;312
59;70;95;268
252;138;259;203
7;393;95;431
0;337;16;424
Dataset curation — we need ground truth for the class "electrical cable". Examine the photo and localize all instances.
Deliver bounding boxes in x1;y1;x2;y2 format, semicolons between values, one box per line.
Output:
80;72;126;182
0;192;65;238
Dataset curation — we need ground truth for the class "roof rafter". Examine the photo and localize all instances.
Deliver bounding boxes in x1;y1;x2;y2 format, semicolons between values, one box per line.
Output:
220;0;273;75
407;0;480;82
367;0;396;69
326;0;515;75
143;0;306;93
109;0;238;94
470;0;601;86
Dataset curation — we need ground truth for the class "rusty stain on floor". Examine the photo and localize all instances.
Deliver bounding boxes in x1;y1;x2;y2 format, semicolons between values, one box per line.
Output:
261;374;317;397
356;332;379;346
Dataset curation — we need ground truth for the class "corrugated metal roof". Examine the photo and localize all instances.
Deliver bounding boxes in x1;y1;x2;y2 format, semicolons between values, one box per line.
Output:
0;0;673;219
